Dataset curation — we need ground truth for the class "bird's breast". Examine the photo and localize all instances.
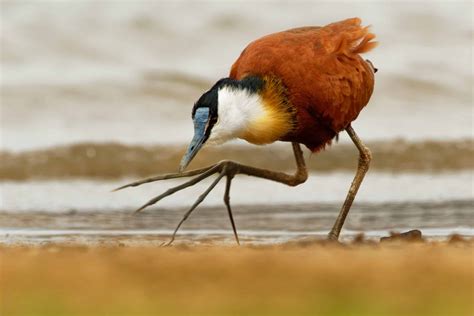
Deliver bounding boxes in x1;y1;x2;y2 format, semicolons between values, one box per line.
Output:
239;79;296;145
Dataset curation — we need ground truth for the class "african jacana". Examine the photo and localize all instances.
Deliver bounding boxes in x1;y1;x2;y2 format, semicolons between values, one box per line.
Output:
116;18;377;245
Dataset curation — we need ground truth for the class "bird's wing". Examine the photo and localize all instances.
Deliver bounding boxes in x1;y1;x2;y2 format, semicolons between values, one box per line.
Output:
319;18;377;55
230;18;376;132
276;18;376;57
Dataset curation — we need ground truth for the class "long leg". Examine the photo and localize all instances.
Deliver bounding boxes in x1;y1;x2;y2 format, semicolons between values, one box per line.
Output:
223;173;239;245
140;143;307;214
231;142;308;187
115;143;308;244
116;142;308;196
328;125;372;240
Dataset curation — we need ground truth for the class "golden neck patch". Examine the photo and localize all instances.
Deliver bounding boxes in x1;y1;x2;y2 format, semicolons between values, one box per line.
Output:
240;76;296;145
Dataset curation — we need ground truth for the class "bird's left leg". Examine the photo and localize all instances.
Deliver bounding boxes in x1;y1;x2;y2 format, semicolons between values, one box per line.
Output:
328;125;372;240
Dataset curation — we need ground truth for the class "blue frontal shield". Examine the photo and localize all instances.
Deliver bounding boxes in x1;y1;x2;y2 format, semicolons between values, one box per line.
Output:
179;108;210;172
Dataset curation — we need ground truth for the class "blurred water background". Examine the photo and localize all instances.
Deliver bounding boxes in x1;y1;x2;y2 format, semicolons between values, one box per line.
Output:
0;1;472;244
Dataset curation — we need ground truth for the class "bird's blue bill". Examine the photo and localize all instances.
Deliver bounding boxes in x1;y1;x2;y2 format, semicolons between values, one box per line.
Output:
179;107;210;172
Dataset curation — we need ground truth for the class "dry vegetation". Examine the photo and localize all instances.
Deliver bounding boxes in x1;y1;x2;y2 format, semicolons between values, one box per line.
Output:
1;240;473;316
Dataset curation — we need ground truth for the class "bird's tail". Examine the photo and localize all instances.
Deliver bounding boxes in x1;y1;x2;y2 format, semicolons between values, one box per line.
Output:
328;18;377;56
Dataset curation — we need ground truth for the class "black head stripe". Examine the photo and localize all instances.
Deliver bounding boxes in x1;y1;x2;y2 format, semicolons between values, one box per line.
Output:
192;76;264;115
192;87;218;117
191;76;265;141
212;76;264;94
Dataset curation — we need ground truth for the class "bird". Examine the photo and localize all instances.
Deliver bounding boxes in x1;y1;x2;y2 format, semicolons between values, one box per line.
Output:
115;17;377;245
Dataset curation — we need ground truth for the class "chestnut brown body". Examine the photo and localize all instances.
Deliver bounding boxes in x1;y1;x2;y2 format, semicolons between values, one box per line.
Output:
230;18;376;151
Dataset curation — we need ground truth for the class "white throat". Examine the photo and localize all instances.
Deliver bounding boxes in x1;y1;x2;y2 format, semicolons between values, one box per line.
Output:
207;86;265;145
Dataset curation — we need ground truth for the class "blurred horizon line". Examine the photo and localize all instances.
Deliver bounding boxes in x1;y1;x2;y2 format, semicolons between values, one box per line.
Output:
1;138;472;180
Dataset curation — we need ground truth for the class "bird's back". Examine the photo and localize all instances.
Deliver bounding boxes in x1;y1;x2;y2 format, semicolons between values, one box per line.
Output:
230;18;377;151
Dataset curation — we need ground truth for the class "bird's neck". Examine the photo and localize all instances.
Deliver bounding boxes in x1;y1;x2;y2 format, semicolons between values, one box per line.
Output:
214;76;296;145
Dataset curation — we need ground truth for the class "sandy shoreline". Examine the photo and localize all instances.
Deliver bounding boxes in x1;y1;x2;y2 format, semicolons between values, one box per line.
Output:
2;241;473;316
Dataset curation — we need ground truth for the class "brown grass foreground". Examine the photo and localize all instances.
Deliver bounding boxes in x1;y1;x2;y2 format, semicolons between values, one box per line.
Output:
1;242;473;316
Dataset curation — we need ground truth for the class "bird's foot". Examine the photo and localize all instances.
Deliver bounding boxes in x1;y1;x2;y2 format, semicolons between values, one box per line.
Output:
113;161;241;246
327;232;340;242
114;142;307;246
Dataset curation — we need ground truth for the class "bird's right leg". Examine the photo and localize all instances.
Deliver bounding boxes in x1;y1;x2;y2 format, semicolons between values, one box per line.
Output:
114;143;308;245
114;142;308;194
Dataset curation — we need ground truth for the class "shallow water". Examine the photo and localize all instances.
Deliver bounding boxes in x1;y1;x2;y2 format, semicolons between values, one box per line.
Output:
1;203;472;245
1;172;472;245
1;2;473;246
2;172;473;211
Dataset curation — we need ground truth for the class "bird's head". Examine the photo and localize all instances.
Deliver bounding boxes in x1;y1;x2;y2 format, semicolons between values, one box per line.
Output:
179;76;295;172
